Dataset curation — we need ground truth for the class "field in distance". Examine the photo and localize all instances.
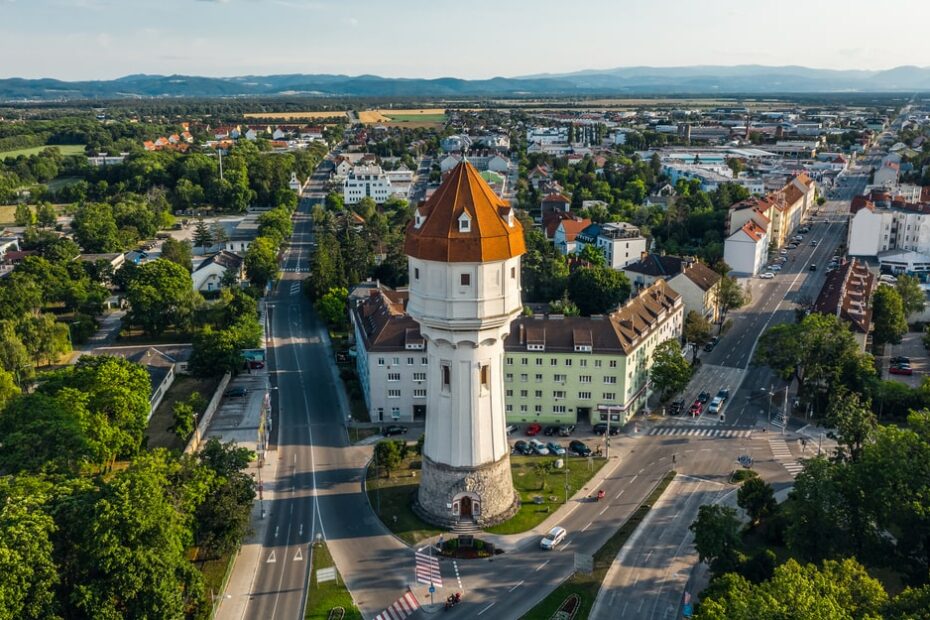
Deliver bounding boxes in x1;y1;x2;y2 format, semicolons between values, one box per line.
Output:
242;111;348;120
359;108;448;123
0;144;86;159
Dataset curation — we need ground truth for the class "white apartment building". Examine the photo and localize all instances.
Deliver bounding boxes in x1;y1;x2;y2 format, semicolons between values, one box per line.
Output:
343;165;400;205
848;202;930;258
526;126;569;145
574;222;648;269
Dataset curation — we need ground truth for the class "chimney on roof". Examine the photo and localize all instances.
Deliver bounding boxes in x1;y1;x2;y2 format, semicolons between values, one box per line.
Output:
640;250;649;262
519;324;525;344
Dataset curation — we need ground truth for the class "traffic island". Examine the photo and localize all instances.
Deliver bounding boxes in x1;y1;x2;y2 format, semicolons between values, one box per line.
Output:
520;471;677;620
436;535;503;559
365;453;607;543
304;540;362;620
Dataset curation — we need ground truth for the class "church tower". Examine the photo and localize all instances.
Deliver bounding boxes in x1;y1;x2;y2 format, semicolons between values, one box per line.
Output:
404;161;525;527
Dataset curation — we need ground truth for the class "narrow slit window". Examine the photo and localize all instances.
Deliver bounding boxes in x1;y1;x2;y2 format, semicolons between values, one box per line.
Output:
441;364;451;391
480;364;490;389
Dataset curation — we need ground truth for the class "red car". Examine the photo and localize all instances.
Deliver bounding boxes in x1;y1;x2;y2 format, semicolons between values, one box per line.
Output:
248;360;265;369
525;423;542;436
890;365;913;376
690;400;703;415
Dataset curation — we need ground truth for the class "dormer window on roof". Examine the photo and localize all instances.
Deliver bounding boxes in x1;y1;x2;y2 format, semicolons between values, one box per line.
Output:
414;208;424;229
458;211;472;233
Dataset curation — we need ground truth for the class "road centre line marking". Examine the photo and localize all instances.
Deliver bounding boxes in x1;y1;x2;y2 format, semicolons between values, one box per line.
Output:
600;505;609;515
615;489;624;499
582;521;592;532
477;602;495;615
535;559;550;572
508;580;524;592
630;475;638;483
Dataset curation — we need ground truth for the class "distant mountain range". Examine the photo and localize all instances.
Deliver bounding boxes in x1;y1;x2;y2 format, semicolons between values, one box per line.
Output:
3;65;930;101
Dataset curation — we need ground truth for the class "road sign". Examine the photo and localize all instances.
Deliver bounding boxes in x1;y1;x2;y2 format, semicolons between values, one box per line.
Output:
317;567;336;583
428;585;435;594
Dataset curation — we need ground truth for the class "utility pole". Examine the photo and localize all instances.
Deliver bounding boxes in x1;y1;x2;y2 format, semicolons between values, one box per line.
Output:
218;148;224;181
782;385;788;436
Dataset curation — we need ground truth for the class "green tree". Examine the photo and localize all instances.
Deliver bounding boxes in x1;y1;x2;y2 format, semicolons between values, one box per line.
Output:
567;265;630;315
578;244;606;267
72;202;121;252
14;203;35;227
244;236;279;290
825;390;876;463
195;439;256;559
737;477;777;527
324;192;345;212
650;339;692;399
0;321;34;386
125;259;199;337
189;315;262;377
316;286;348;327
172;401;195;441
784;457;852;562
696;558;888;620
0;391;94;474
521;228;569;303
19;313;71;366
374;440;401;478
192;218;213;252
872;284;908;346
0;475;59;620
714;275;748;329
547;294;581;316
895;274;926;318
690;504;743;575
257;207;293;244
160;237;193;272
0;367;20;411
683;309;713;364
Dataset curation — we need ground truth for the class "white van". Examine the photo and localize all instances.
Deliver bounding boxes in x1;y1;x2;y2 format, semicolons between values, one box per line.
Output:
540;526;567;550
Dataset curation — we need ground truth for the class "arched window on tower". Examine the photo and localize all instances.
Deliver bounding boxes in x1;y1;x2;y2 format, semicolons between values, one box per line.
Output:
441;363;451;393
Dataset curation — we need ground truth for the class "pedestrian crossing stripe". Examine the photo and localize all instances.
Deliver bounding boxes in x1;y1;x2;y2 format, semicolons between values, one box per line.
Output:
374;592;420;620
768;439;804;477
648;427;752;438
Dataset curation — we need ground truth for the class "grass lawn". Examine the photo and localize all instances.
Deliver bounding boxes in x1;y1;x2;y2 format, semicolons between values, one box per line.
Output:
196;552;235;615
0;144;85;159
483;455;607;535
145;375;222;452
521;471;677;620
348;426;380;444
305;541;363;620
117;326;193;345
366;456;443;546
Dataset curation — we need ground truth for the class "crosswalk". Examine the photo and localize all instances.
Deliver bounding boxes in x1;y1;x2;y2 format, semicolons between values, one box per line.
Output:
289;283;301;296
374;592;420;620
768;438;804;476
649;426;753;439
281;266;308;272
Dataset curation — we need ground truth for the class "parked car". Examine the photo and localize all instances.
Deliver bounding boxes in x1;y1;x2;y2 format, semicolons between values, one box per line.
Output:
708;397;723;414
593;423;620;436
668;400;684;415
225;387;248;398
690;400;703;415
890;365;913;376
383;425;408;436
543;425;561;437
809;264;817;271
248;360;265;369
540;526;567;550
558;425;576;437
717;388;730;401
513;440;531;455
569;440;591;456
528;439;549;455
811;240;819;246
779;249;788;255
760;272;775;279
704;337;719;352
546;441;566;456
890;356;910;365
505;424;517;436
698;391;711;403
525;423;542;436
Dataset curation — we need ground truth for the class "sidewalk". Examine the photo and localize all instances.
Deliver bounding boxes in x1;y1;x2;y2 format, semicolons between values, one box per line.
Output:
206;370;274;620
69;309;125;363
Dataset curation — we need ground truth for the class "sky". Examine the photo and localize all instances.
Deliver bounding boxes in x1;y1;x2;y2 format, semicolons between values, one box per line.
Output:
2;0;930;81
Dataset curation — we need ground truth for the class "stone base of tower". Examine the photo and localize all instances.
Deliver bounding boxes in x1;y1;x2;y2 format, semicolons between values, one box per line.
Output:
413;453;519;529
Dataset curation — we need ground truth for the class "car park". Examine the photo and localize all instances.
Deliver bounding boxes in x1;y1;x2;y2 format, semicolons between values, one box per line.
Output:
540;526;567;550
383;425;408;436
760;272;775;279
698;391;710;403
526;423;542;436
529;439;550;455
593;423;620;436
558;425;575;437
543;425;560;437
569;440;591;456
546;441;566;456
513;440;531;455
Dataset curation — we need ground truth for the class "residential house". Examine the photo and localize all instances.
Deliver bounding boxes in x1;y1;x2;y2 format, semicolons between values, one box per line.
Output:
343;165;404;205
812;258;875;350
574;222;648;269
552;217;592;255
724;219;768;275
527;165;551;190
540;193;572;218
622;253;722;322
191;250;245;293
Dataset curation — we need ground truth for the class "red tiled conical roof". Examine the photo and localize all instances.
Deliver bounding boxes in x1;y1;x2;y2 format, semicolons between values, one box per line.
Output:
404;161;526;263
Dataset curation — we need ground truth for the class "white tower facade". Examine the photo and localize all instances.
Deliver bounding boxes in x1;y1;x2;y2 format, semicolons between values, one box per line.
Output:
404;161;525;526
